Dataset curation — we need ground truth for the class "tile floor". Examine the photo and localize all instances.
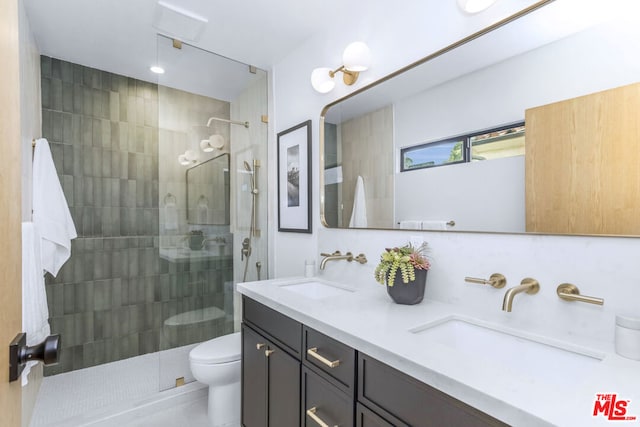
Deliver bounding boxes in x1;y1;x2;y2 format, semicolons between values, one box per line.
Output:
29;349;213;427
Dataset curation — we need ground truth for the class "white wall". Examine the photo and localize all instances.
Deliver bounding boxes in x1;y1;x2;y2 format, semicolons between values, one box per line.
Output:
396;156;525;232
270;0;640;350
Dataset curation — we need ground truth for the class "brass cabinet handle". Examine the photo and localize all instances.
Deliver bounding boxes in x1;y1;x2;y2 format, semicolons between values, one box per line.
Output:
256;343;266;350
306;407;337;427
265;349;275;357
307;347;340;368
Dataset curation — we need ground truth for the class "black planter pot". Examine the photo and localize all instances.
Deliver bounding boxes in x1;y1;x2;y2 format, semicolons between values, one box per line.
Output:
386;269;428;305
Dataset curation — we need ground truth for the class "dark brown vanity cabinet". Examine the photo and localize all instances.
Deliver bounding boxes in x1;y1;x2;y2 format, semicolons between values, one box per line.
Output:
241;297;302;427
302;367;354;426
242;297;508;427
358;353;508;427
357;403;405;427
301;326;356;426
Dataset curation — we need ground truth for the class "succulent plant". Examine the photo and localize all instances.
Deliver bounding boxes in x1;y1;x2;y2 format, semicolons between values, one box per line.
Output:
374;242;430;286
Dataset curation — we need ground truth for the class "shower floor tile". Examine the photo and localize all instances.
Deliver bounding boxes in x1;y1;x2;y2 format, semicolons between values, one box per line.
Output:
29;347;209;427
87;383;210;427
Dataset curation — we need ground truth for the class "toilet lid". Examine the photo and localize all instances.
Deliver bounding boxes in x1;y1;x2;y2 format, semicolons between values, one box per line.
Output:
189;332;241;364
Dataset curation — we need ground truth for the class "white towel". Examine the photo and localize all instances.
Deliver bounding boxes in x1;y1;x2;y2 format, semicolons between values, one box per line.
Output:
21;222;51;386
349;176;367;228
197;196;209;224
421;220;447;230
165;202;178;230
399;220;421;230
32;138;77;277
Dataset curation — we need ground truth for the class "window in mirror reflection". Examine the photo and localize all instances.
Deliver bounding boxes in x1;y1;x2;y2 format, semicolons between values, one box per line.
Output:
470;124;525;161
400;122;524;172
401;138;465;170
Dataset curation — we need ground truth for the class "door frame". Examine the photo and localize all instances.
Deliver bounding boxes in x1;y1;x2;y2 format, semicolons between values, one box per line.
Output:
0;0;24;425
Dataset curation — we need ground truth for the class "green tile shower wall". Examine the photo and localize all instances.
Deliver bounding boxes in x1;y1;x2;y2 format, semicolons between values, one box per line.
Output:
40;56;233;375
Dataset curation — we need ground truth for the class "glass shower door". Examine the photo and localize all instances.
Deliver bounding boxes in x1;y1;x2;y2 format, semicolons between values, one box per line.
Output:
155;34;268;390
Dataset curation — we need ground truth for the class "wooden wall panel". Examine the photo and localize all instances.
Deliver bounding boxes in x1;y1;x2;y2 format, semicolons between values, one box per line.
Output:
526;82;640;235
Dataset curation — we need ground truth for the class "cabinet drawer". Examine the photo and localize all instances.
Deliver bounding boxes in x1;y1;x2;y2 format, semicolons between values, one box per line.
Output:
303;326;356;395
302;367;353;427
358;353;508;427
357;403;407;427
243;296;302;357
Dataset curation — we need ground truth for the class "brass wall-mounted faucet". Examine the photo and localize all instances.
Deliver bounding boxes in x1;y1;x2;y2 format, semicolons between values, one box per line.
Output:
465;273;507;288
502;278;540;312
319;251;367;270
320;251;353;270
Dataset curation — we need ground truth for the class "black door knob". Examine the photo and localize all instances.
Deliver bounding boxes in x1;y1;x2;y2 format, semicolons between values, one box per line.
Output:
21;334;61;365
9;333;62;382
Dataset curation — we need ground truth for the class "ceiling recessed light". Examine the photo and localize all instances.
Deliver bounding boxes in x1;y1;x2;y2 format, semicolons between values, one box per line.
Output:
150;65;165;74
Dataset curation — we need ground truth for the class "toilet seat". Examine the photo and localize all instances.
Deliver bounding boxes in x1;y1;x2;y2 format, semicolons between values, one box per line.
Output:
189;332;241;364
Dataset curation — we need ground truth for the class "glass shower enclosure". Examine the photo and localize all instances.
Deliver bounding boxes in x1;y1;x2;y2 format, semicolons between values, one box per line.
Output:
33;32;268;425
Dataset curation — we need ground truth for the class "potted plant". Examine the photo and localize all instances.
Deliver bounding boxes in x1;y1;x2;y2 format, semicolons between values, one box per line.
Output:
374;242;430;305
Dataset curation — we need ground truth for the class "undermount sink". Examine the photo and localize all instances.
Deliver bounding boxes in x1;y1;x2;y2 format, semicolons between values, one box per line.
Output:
279;280;354;300
410;316;603;386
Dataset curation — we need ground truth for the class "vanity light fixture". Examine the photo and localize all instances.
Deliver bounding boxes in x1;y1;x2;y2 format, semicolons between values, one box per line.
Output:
178;149;198;166
457;0;498;14
311;41;371;94
200;134;225;152
150;65;165;74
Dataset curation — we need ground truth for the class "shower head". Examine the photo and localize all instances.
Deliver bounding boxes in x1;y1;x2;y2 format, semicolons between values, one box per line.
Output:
243;161;252;172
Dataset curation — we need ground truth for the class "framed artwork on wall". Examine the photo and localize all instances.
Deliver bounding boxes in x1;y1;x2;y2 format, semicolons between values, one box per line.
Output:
277;120;312;233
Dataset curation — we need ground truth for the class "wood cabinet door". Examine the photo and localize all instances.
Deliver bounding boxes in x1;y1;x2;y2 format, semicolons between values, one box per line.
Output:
526;82;640;234
0;0;24;425
242;325;268;427
267;344;300;427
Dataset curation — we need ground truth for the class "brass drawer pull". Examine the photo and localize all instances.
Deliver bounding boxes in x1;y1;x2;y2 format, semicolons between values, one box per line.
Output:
306;407;337;427
307;347;340;368
256;343;265;350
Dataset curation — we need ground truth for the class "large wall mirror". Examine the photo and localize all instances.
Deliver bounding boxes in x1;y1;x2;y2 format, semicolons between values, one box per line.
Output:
321;0;640;235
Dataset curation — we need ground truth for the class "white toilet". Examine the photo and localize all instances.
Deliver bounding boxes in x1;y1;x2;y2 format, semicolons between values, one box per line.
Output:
189;332;242;427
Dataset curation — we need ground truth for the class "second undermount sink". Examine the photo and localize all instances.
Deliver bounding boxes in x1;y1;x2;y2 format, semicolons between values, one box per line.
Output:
279;280;354;300
410;316;603;386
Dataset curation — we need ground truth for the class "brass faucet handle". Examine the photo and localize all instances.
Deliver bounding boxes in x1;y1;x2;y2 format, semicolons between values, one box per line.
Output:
464;273;506;289
320;250;341;257
354;253;368;264
557;283;604;305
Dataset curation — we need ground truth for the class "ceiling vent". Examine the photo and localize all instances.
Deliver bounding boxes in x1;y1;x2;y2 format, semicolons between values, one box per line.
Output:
153;1;208;42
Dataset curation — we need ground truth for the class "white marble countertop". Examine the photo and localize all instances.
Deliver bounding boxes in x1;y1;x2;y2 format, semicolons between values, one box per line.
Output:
237;276;640;427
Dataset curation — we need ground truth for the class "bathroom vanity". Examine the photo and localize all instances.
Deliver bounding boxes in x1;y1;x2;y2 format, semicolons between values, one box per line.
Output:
238;277;640;426
241;295;505;426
